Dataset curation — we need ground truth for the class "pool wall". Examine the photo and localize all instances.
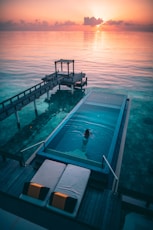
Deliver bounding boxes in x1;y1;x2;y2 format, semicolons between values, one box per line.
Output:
35;90;128;176
103;95;127;174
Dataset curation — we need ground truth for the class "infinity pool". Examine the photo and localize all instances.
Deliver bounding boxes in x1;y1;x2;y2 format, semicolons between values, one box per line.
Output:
37;90;128;173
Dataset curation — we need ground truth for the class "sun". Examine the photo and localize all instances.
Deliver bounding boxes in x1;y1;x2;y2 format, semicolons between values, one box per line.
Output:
95;23;103;31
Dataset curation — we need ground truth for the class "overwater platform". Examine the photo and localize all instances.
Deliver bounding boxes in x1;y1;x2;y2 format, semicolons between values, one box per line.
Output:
35;90;130;188
1;89;152;230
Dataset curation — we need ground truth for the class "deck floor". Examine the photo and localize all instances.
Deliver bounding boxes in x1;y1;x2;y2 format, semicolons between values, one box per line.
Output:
0;157;36;196
0;156;121;230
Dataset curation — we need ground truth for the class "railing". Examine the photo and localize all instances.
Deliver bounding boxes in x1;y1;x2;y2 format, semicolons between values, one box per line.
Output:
0;81;47;110
102;155;118;193
20;140;45;153
0;141;45;167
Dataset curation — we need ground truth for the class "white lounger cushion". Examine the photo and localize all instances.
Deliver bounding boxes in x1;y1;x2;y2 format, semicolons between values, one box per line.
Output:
31;159;66;189
20;159;66;206
47;164;91;217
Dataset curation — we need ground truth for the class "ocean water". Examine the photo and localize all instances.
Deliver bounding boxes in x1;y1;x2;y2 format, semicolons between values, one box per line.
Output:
0;31;153;199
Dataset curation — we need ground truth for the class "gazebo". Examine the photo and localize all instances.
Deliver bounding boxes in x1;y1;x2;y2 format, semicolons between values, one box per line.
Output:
42;59;87;92
54;59;74;76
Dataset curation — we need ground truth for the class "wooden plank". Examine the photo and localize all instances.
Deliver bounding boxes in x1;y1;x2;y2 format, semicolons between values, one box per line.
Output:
0;158;36;197
77;186;105;229
7;165;36;196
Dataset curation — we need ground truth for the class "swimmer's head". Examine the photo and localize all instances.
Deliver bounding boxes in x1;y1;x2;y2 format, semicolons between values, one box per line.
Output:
84;129;90;138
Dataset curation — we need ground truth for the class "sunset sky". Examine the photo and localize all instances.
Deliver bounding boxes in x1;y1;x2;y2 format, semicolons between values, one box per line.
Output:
0;0;153;31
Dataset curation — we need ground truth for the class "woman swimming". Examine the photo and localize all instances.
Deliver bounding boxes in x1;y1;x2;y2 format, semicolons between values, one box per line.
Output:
84;129;90;139
82;129;91;152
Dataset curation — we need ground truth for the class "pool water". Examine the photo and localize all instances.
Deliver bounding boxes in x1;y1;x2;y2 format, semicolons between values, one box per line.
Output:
39;91;128;172
47;103;119;162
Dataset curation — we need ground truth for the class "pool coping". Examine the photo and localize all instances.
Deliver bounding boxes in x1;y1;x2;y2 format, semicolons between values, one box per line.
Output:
33;90;129;176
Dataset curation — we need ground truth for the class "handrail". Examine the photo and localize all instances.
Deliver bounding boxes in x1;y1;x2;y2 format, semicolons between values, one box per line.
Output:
102;155;118;181
0;81;46;107
20;141;45;153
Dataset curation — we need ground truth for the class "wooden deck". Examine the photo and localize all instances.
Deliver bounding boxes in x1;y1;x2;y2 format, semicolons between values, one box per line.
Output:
0;72;87;123
0;155;122;230
1;87;152;229
42;71;87;88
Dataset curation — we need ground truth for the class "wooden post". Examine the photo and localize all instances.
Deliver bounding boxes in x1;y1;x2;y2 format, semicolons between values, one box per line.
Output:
86;77;87;85
72;60;74;75
71;84;74;94
47;91;49;100
67;62;69;76
81;78;83;89
55;61;57;72
15;111;20;129
34;99;38;116
61;62;63;72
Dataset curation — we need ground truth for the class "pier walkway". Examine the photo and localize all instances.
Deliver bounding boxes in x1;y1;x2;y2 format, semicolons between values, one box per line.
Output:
0;59;87;125
0;77;58;123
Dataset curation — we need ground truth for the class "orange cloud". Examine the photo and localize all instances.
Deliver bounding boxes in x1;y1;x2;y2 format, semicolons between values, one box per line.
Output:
84;17;103;26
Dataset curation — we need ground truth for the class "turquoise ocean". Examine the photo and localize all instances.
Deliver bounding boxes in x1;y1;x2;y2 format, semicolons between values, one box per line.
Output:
0;31;153;199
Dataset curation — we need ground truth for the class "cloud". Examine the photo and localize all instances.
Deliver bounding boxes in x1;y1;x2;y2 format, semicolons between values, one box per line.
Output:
103;19;153;32
104;20;124;26
0;20;17;30
0;18;152;32
54;20;76;26
84;17;103;26
0;19;77;31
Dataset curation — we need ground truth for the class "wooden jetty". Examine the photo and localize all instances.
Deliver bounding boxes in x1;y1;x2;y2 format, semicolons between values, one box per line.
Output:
42;59;87;90
0;59;87;128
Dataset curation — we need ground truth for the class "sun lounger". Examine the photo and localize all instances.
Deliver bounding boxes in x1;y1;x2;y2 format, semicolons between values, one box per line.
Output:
46;164;91;217
20;159;66;207
20;159;91;217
